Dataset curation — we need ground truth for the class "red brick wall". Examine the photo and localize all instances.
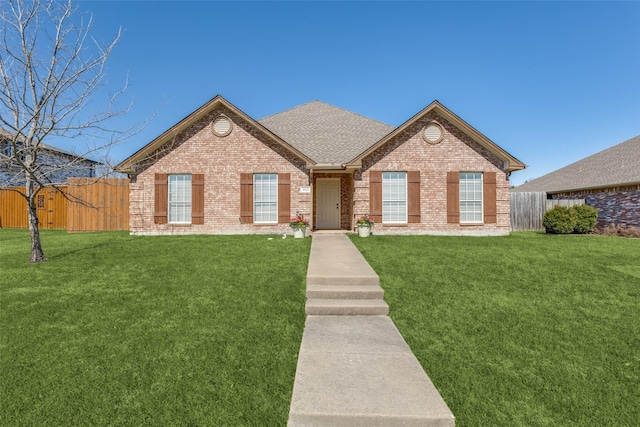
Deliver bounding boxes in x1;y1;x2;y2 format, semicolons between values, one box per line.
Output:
130;107;311;235
129;109;512;235
356;113;512;235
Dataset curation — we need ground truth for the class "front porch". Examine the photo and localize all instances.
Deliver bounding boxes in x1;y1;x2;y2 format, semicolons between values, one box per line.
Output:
310;171;354;231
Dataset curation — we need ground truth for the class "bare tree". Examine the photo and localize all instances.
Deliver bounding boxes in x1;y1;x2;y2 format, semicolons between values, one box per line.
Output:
0;0;136;262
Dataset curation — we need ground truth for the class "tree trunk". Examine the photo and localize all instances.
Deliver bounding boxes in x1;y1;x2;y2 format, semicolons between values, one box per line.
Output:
26;177;47;263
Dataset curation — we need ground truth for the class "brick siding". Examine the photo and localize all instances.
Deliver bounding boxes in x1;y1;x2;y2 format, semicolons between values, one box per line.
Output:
129;109;512;235
552;189;640;228
356;113;511;234
130;106;310;235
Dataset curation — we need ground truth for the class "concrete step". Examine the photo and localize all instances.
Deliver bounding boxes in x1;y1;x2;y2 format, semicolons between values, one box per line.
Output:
305;298;389;316
306;273;379;287
306;234;380;288
306;284;384;300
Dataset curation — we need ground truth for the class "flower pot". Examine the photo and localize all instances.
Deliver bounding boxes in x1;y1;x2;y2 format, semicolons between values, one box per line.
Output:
293;227;306;238
358;226;371;237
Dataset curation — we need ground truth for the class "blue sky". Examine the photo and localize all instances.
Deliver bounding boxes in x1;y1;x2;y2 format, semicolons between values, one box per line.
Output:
76;1;639;186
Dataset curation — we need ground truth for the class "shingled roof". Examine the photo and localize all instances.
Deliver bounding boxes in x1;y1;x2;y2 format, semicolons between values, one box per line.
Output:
513;135;640;193
258;101;395;164
117;95;525;174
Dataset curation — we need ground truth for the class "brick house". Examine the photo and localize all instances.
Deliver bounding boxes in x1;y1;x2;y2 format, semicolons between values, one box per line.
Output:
513;135;640;228
116;95;525;235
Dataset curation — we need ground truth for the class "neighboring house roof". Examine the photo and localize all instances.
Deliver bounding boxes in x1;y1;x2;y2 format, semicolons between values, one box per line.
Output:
116;95;526;174
0;129;100;164
258;101;395;164
513;135;640;193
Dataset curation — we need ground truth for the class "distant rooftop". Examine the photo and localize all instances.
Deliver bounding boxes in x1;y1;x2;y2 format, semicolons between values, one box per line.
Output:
0;129;99;163
513;135;640;192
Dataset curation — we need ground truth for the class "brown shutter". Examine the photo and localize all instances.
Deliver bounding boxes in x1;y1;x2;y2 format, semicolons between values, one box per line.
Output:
483;172;497;223
154;173;168;224
278;173;291;224
369;171;382;223
407;171;421;223
447;172;459;224
240;173;253;224
192;174;205;224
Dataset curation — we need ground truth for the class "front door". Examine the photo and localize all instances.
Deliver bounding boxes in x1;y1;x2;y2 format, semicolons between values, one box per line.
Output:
316;178;340;229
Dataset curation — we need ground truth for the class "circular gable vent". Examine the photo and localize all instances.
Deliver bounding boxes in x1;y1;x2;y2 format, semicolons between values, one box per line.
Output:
423;122;443;144
212;115;232;137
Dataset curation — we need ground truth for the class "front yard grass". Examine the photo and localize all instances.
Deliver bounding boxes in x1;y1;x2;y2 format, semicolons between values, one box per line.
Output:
1;230;310;426
351;232;639;427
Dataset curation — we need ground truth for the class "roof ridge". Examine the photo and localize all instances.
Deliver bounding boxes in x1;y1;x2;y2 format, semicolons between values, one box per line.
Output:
259;100;394;128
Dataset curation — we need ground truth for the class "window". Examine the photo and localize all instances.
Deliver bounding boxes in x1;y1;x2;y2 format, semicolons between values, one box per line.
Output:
382;171;407;223
254;173;277;223
460;172;483;223
1;141;12;157
168;174;192;223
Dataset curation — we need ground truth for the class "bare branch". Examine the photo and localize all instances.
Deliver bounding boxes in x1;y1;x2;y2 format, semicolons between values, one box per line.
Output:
0;0;147;262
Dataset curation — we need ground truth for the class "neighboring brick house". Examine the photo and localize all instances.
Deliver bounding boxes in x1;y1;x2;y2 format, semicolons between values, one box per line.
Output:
0;130;98;187
116;95;525;235
513;135;640;228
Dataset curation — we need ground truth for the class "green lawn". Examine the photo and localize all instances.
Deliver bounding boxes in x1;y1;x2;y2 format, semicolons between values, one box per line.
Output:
1;230;310;426
3;230;639;426
350;232;640;427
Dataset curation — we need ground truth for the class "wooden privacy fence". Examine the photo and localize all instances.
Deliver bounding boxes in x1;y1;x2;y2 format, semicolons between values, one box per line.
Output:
66;178;129;232
0;186;67;229
510;192;585;231
0;178;129;231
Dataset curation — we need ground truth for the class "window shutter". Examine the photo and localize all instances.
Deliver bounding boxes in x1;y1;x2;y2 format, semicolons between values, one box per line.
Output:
483;172;497;223
240;173;253;224
278;173;291;224
154;173;168;224
407;171;421;223
369;171;382;223
192;174;205;224
447;172;459;224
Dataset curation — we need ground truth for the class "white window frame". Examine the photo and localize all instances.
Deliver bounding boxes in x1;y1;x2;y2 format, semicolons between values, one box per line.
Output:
168;174;192;224
459;172;483;223
253;173;278;224
382;171;407;224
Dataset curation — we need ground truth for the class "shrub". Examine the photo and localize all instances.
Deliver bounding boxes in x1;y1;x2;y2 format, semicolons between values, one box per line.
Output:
572;205;598;234
543;206;577;234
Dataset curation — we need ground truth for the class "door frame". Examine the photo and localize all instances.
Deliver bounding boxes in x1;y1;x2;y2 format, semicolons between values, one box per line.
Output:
315;178;341;229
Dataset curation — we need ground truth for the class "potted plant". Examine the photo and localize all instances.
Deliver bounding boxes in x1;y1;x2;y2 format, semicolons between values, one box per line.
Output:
289;214;309;238
356;215;374;237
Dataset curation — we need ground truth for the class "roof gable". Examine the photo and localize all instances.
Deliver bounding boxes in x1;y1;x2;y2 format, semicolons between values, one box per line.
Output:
258;101;395;164
116;95;314;174
347;100;525;172
117;97;525;174
514;135;640;193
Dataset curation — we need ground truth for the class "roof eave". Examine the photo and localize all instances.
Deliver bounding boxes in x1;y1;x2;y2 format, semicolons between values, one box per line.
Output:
546;180;640;194
309;163;353;171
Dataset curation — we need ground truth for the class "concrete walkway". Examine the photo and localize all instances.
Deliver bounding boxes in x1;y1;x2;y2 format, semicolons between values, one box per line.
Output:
288;234;455;426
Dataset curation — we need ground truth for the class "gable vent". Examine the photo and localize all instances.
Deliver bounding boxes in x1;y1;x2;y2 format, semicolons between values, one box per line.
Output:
212;116;232;137
423;122;443;144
